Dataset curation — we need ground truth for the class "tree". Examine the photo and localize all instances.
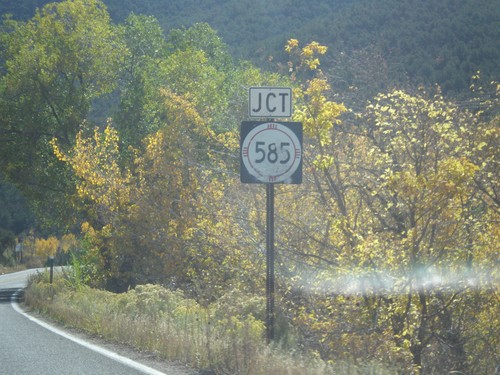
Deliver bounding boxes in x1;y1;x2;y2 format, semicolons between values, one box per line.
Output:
53;88;242;292
358;89;498;373
52;120;133;290
273;40;498;373
115;21;239;148
0;175;34;265
113;13;167;148
166;22;233;71
0;0;124;230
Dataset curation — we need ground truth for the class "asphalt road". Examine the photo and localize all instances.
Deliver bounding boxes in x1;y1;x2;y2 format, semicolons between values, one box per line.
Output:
0;269;196;375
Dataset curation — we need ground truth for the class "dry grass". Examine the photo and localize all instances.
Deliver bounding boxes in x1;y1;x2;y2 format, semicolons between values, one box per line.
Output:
25;272;395;375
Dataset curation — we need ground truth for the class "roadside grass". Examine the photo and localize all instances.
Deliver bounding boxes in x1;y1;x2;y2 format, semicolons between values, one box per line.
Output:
24;271;395;375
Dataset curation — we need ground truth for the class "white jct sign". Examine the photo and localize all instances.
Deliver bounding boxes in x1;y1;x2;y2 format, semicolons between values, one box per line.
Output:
249;87;292;118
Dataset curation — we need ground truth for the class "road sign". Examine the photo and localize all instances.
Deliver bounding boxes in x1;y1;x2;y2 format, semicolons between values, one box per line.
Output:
240;121;302;184
249;87;292;118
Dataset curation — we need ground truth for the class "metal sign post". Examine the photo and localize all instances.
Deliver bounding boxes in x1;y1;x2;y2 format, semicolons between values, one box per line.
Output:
241;87;302;344
266;182;275;343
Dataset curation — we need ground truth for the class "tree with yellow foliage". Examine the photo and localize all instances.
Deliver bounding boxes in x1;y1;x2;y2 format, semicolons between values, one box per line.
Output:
34;237;59;259
34;233;77;264
276;40;499;373
52;85;248;293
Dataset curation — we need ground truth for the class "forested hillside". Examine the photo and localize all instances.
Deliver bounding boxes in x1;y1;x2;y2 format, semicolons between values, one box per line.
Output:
2;0;499;96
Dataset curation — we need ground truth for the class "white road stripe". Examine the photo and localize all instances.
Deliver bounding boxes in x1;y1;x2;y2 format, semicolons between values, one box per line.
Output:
11;291;167;375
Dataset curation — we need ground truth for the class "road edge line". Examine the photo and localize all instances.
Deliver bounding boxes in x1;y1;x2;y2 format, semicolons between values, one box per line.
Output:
11;290;168;375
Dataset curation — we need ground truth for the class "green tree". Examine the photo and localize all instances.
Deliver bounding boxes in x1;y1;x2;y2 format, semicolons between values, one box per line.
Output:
114;13;167;148
0;0;124;229
115;21;239;149
166;22;233;71
0;175;34;265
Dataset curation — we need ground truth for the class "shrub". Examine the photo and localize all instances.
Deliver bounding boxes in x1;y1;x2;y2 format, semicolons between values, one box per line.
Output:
25;276;395;374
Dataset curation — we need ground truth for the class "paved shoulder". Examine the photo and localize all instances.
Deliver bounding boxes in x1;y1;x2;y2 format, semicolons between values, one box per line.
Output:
0;270;197;375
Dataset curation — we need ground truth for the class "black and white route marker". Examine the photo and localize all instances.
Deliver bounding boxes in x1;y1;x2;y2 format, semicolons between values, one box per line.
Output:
240;121;302;184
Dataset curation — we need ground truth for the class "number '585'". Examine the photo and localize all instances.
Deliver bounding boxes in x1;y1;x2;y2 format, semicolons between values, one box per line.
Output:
255;142;290;164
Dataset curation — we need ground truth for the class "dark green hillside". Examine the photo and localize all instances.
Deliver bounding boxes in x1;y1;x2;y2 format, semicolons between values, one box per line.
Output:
0;0;50;20
1;0;498;95
107;0;500;95
104;0;356;61
307;0;500;94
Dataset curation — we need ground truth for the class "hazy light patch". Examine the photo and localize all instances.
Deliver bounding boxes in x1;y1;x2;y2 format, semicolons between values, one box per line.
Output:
290;266;497;296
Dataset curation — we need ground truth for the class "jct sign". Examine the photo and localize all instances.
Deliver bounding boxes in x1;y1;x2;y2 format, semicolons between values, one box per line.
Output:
241;89;302;344
249;87;292;118
240;121;302;184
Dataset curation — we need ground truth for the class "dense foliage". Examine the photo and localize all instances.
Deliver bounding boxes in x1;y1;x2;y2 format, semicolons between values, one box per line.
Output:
0;1;498;374
0;177;34;264
2;0;499;96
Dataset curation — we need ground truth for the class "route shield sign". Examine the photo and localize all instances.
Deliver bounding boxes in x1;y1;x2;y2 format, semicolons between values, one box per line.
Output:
240;121;302;184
